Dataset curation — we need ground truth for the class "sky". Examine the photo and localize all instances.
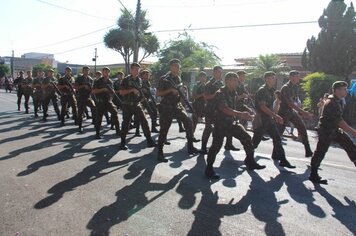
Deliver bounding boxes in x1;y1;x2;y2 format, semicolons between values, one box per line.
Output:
0;0;354;66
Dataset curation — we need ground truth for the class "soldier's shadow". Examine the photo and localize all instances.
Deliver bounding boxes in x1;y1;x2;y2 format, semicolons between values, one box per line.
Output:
86;156;188;236
34;144;140;210
314;184;356;234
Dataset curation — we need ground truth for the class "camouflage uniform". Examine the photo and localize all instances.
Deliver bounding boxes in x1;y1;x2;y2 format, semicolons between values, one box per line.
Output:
58;76;78;125
14;75;32;112
75;75;96;131
142;79;159;132
192;80;206;133
157;72;197;158
119;75;155;149
252;84;295;168
311;95;356;173
201;78;235;152
93;77;120;138
41;76;60;120
32;76;43;117
278;81;313;156
206;86;264;178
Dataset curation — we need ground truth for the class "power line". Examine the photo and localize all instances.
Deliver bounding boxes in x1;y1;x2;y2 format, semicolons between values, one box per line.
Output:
20;24;116;52
36;0;115;21
152;20;318;33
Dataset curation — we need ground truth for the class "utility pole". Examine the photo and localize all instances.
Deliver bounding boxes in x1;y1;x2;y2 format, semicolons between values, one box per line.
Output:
10;50;14;78
92;48;98;73
133;0;141;63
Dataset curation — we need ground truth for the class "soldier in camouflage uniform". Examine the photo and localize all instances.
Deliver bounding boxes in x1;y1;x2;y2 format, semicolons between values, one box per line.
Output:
156;59;199;162
75;66;97;133
200;66;239;154
14;71;32;112
141;69;159;133
57;67;78;126
191;71;207;137
92;67;120;139
205;72;266;179
278;70;314;157
309;81;356;184
41;69;60;121
119;63;156;150
32;70;44;118
252;71;295;169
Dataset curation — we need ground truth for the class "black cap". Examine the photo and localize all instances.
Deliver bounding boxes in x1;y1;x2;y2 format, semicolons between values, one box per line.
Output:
130;62;141;68
237;70;247;76
65;66;72;71
213;65;223;71
169;58;181;65
289;70;300;77
102;67;110;72
332;81;348;91
198;71;207;77
83;66;90;70
19;70;24;74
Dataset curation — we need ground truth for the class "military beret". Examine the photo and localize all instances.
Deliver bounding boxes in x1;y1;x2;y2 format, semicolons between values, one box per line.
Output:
65;66;72;71
169;58;181;65
19;70;24;74
332;81;348;91
237;70;247;76
140;69;150;74
289;70;300;77
83;66;90;70
116;71;124;76
263;71;276;79
198;71;207;77
224;72;238;81
213;65;223;71
130;62;141;68
102;67;110;72
48;69;55;72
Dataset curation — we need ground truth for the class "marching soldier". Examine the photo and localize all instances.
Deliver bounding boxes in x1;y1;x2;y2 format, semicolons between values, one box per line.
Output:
13;71;31;112
112;71;124;130
252;71;296;168
92;67;120;139
205;72;266;179
156;59;199;162
141;69;159;133
235;70;254;127
278;70;314;157
32;70;44;118
119;63;156;150
75;66;97;133
57;67;78;126
309;81;356;184
41;69;60;121
191;71;207;136
200;66;239;154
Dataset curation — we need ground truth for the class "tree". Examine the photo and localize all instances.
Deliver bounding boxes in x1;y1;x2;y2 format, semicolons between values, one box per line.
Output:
302;72;342;113
0;64;10;78
104;5;159;74
302;0;356;83
150;32;220;83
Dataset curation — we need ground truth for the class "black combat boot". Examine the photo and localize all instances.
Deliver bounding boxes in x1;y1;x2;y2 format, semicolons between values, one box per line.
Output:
305;144;313;157
205;166;220;179
279;159;296;169
157;150;168;162
119;138;128;150
309;169;328;184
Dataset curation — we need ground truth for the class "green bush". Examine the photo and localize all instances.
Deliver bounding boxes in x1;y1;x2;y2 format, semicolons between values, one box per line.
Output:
302;72;343;113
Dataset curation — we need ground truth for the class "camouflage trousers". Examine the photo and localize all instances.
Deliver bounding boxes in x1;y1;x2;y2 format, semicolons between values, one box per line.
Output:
207;123;255;167
311;128;356;170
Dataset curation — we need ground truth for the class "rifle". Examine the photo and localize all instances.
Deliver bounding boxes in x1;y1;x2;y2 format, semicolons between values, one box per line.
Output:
49;82;62;96
64;78;78;99
142;84;158;111
166;77;195;114
131;79;154;114
105;84;123;105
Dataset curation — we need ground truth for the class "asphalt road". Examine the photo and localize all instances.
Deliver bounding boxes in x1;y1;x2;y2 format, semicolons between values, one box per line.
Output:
0;89;355;236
